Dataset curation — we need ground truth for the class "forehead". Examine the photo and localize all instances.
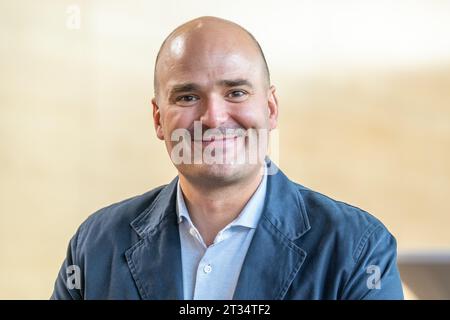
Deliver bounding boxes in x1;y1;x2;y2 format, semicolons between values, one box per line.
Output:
166;53;259;87
157;31;264;90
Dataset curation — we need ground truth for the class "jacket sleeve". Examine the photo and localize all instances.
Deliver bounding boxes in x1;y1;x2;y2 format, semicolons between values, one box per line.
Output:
341;224;404;300
50;229;83;300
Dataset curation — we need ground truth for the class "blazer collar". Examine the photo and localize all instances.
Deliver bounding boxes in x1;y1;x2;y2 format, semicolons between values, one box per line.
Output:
261;159;311;240
129;176;179;239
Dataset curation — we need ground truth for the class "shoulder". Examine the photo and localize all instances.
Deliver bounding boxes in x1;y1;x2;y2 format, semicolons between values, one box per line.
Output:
294;182;395;263
74;184;167;252
288;181;402;299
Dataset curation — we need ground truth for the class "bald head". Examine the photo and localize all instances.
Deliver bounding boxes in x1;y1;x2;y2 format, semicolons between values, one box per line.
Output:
153;16;270;97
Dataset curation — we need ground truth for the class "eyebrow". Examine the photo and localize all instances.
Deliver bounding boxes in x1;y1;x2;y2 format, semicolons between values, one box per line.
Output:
169;83;201;96
168;79;254;97
217;79;254;89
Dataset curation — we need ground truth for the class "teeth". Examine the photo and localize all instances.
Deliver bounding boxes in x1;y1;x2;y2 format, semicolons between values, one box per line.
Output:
191;132;248;142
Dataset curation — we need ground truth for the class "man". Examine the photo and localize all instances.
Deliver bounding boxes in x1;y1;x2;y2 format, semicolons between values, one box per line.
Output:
52;16;404;299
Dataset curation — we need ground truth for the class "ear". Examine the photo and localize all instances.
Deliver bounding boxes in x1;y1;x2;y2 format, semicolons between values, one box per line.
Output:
152;98;165;140
267;85;279;131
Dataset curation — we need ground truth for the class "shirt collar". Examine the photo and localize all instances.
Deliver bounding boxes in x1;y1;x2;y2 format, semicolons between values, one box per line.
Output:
176;180;192;225
176;164;268;230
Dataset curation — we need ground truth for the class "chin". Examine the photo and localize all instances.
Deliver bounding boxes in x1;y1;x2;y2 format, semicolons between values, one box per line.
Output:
177;162;256;186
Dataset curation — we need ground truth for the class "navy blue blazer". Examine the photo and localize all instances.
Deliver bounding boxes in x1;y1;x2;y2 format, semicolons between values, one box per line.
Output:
52;161;403;299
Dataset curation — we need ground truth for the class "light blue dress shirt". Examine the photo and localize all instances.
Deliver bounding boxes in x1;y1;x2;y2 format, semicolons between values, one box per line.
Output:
176;165;268;300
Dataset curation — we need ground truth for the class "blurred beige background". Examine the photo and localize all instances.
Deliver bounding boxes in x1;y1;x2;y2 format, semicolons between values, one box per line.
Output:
1;0;450;299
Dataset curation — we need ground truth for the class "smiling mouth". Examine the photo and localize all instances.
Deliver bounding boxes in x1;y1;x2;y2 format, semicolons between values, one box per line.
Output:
188;135;248;149
191;134;249;144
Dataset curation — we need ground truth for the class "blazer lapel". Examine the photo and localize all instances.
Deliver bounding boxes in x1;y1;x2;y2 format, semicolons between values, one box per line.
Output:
233;161;311;300
125;178;184;300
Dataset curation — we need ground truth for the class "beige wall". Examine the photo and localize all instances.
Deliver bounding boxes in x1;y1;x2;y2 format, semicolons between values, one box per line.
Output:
1;0;450;299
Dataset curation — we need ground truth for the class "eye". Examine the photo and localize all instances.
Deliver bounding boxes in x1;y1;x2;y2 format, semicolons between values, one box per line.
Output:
226;90;248;101
175;95;199;106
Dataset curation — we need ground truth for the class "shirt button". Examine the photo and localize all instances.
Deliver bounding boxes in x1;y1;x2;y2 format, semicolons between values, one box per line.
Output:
203;264;212;274
189;227;197;237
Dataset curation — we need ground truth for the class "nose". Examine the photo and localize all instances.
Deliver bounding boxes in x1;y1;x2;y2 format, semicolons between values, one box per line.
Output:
199;94;229;128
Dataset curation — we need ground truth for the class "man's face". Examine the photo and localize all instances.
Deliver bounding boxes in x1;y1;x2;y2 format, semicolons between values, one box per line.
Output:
152;30;278;185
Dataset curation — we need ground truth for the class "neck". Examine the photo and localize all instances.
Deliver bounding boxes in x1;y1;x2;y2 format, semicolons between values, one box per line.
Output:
178;165;264;246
